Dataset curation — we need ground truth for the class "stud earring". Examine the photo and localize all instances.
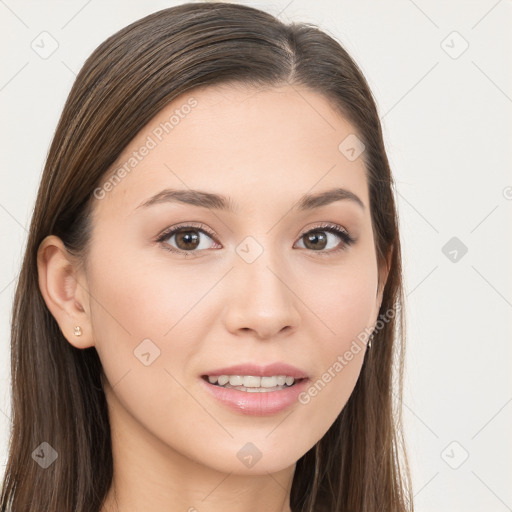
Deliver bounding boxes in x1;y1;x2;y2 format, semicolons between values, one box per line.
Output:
74;326;82;337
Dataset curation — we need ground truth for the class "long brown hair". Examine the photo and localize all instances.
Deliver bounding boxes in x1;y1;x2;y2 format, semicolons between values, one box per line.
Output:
0;3;413;511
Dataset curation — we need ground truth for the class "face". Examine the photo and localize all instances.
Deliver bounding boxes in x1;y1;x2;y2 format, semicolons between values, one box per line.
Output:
77;84;385;475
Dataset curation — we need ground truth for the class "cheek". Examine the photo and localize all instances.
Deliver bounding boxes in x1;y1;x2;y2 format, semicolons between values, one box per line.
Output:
303;255;378;347
87;235;207;338
86;241;205;385
87;247;205;451
295;259;377;422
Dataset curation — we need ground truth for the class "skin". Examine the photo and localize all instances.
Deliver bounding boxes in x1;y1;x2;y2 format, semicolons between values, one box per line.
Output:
37;83;388;512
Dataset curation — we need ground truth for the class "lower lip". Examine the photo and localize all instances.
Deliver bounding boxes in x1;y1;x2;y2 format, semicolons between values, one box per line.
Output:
200;377;310;416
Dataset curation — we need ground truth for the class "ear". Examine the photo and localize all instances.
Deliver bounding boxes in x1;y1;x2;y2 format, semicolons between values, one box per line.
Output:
37;235;94;349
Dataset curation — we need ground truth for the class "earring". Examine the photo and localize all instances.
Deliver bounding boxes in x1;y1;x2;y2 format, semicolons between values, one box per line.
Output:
368;331;374;349
74;326;82;337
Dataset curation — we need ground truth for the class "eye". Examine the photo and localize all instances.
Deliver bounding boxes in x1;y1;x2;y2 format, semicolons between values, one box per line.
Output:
156;222;355;257
156;222;219;257
294;223;356;256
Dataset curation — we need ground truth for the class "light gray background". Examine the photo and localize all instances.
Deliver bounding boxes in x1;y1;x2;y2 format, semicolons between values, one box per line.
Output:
1;1;511;510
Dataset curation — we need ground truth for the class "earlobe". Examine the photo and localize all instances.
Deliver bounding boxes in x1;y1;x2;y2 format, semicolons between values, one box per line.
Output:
36;235;94;349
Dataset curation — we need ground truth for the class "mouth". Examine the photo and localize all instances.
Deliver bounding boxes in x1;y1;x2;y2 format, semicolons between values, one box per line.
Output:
201;374;307;393
199;362;310;415
199;372;311;416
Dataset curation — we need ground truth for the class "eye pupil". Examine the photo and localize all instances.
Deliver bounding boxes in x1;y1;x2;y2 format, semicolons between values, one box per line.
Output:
176;230;200;250
304;231;327;250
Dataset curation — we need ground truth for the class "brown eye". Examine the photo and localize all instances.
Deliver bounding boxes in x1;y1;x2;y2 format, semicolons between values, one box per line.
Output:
157;224;218;256
295;224;355;255
174;229;201;251
157;222;355;257
302;231;328;250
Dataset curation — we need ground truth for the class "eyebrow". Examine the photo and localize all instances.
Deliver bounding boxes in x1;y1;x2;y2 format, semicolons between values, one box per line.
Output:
136;186;365;213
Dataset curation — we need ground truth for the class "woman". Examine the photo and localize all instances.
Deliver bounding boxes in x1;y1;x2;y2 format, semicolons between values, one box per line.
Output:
0;3;413;511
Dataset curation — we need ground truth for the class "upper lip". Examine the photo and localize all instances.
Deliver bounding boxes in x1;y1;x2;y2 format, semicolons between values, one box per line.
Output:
202;362;308;379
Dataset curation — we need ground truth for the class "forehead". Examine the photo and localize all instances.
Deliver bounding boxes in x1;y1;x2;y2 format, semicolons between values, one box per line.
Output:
93;83;368;219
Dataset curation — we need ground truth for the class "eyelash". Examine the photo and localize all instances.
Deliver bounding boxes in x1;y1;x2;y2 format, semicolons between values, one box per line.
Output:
156;221;356;258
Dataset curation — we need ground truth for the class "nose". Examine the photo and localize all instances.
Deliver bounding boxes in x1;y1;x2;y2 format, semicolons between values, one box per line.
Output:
221;250;301;340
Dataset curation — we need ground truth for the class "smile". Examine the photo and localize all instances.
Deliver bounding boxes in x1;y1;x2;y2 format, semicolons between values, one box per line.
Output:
204;374;300;392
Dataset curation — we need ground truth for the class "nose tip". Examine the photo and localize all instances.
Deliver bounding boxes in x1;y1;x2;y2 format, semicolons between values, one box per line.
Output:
222;260;300;340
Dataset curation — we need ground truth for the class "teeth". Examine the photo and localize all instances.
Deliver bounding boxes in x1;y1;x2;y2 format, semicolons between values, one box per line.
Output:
217;375;229;386
243;376;260;387
229;375;244;386
206;374;297;388
261;376;278;387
